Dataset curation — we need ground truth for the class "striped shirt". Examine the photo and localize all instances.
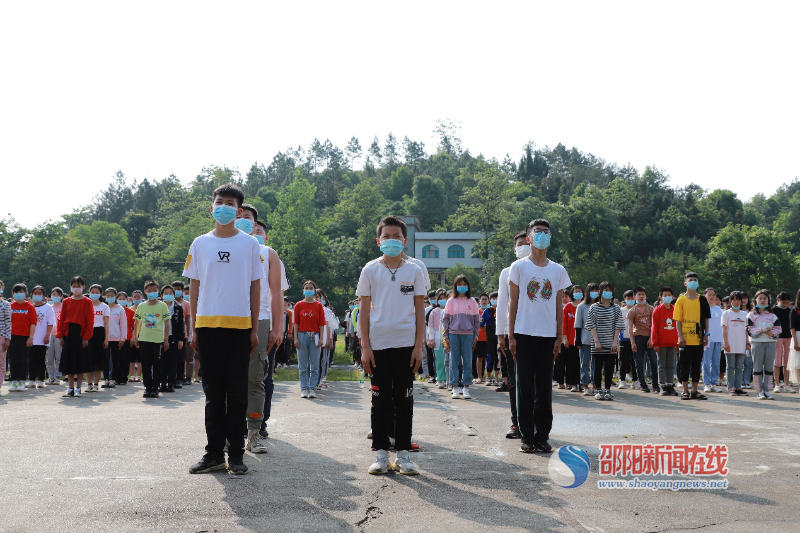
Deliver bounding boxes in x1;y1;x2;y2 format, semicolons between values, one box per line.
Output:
0;300;11;339
586;303;625;355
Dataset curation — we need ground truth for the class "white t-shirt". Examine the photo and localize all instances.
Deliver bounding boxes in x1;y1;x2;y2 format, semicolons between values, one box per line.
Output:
495;266;512;335
256;246;291;321
406;256;431;291
708;305;723;342
722;309;748;354
356;258;426;351
508;257;571;338
32;303;55;346
108;305;128;341
92;302;110;328
183;230;265;329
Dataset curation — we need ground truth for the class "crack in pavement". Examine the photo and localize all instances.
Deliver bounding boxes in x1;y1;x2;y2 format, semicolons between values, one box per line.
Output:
355;482;389;531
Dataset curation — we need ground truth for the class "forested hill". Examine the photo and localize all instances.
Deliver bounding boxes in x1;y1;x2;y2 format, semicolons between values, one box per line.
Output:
2;122;799;313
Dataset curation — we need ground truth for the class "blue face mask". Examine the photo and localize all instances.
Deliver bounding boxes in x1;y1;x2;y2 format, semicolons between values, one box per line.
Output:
212;204;238;225
438;299;448;306
32;295;44;303
303;290;316;299
572;293;583;301
662;296;673;304
147;292;159;301
175;290;183;298
320;299;326;306
589;291;600;300
255;235;265;246
234;218;254;234
379;238;404;257
163;294;175;303
602;291;613;300
118;300;128;307
456;286;469;295
731;305;741;310
481;304;490;309
687;280;699;291
490;299;498;306
625;300;636;307
532;232;551;250
13;293;25;301
349;305;355;310
756;303;768;309
50;296;62;303
133;299;142;306
107;297;116;304
89;293;101;301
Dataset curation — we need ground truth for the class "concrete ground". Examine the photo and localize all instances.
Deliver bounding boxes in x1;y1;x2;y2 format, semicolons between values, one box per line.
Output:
1;376;799;533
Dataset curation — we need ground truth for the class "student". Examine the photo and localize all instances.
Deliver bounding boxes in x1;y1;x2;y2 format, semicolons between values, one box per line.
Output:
701;288;725;393
427;289;447;388
184;184;267;476
508;219;571;453
171;281;192;388
673;272;712;400
574;282;599;395
133;281;170;398
359;215;425;475
159;284;184;393
748;289;781;400
57;276;94;397
316;288;337;389
0;280;9;394
128;290;144;382
103;287;127;389
86;284;110;393
651;287;679;396
495;230;529;439
617;290;637;390
443;275;480;400
741;292;754;388
293;281;326;398
474;293;491;384
28;285;55;388
554;289;575;389
560;286;581;392
424;291;438;382
722;291;749;396
115;291;133;385
483;291;500;387
587;282;624;400
629;286;660;393
772;291;794;393
45;287;64;384
8;283;37;392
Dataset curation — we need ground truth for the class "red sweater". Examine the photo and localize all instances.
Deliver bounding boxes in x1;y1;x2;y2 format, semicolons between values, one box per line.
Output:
562;302;577;346
125;306;135;340
57;296;95;340
11;301;37;337
293;301;326;333
651;304;678;348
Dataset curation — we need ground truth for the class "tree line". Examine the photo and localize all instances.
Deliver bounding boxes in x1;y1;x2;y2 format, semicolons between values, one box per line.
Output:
3;119;800;314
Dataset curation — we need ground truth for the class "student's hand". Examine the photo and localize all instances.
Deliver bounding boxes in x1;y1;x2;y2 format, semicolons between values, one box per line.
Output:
103;340;108;349
250;329;259;351
678;335;686;348
361;348;376;374
553;340;560;361
427;340;434;349
118;341;124;349
508;335;517;361
317;340;324;348
562;335;568;347
410;346;422;373
26;337;33;348
56;338;63;349
268;328;282;353
596;343;604;352
294;339;300;349
703;336;709;347
631;341;637;352
444;343;450;354
724;342;731;353
191;336;198;352
611;342;619;353
472;338;477;350
133;339;139;349
498;336;507;354
647;339;653;349
177;340;183;350
327;340;334;350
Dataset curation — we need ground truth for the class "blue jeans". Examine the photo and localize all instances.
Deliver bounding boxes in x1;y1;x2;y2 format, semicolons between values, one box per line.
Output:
449;334;473;387
579;345;592;385
297;331;320;391
702;342;722;386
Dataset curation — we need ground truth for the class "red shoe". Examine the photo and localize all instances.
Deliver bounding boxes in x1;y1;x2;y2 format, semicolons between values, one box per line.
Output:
410;443;420;452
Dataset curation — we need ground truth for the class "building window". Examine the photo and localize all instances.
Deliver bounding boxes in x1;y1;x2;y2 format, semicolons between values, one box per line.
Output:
422;245;439;259
448;245;465;259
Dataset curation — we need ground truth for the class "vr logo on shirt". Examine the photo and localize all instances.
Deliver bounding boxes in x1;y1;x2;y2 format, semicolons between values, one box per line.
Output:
400;283;415;295
217;251;231;263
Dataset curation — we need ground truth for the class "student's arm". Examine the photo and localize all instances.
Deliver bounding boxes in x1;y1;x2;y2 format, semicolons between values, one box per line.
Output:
471;302;480;348
722;322;730;353
674;299;685;347
317;304;326;348
267;248;283;352
360;296;375;373
627;308;637;352
189;279;199;352
646;307;654;349
27;323;36;348
553;289;564;360
508;281;520;360
411;294;425;372
175;307;184;349
163;305;170;351
651;307;660;349
772;315;782;338
103;312;110;348
249;279;260;351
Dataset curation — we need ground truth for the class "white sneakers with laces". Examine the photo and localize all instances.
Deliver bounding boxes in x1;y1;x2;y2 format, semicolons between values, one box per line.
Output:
451;387;460;399
462;387;472;399
246;429;268;454
368;450;390;475
389;451;419;475
301;389;309;398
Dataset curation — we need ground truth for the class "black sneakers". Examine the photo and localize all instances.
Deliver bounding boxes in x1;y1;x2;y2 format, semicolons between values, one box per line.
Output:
533;440;553;453
227;458;248;475
189;454;227;474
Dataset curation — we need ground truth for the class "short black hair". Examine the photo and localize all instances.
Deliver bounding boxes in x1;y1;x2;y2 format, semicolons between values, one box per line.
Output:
479;293;490;300
132;290;143;296
622;289;634;299
31;285;45;296
212;183;245;207
684;271;699;280
489;291;498;299
70;276;85;287
117;291;128;299
513;230;527;243
256;220;268;232
104;287;117;295
143;280;159;292
51;287;64;296
376;215;407;239
599;281;614;297
526;218;550;233
633;286;646;295
12;283;28;294
660;287;673;296
160;285;174;295
778;291;791;301
241;203;258;221
171;280;185;290
428;290;437;299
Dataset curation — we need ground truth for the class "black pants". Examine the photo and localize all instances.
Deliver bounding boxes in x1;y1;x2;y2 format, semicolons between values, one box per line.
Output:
500;338;513;379
486;334;498;372
345;335;351;352
89;327;105;372
162;341;180;386
593;352;615;389
116;341;131;383
678;345;703;383
426;345;436;378
515;335;556;444
8;335;30;381
370;347;414;452
499;335;518;425
619;340;637;381
28;345;47;381
197;328;250;460
138;341;162;393
105;343;121;382
176;341;186;382
554;345;580;385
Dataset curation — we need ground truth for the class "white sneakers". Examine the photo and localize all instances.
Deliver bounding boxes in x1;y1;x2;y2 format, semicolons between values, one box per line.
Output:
773;385;781;393
712;385;725;393
301;389;309;399
308;389;318;399
462;387;472;400
390;451;420;475
246;430;268;454
9;381;27;392
452;387;460;399
368;450;390;475
618;381;627;389
36;380;44;388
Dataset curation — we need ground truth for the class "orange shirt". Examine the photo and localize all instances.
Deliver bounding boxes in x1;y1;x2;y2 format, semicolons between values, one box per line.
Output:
56;296;94;340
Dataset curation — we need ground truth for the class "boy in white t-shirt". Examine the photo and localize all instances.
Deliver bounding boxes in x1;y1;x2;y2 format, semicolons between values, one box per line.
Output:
358;216;426;476
722;291;750;395
508;219;571;454
29;285;55;388
185;183;266;476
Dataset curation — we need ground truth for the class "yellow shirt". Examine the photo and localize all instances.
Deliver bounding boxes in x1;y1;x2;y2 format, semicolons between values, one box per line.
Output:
673;295;701;345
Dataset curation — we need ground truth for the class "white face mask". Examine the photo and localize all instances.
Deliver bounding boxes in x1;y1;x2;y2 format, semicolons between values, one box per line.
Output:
515;244;531;259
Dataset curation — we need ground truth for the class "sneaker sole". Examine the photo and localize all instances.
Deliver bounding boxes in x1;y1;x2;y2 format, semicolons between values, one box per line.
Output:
368;469;389;475
190;463;228;474
228;467;248;475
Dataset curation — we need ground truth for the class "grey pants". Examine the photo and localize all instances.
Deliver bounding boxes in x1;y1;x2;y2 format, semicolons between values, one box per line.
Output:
752;342;776;376
247;319;271;430
725;353;745;390
657;347;677;386
45;334;63;380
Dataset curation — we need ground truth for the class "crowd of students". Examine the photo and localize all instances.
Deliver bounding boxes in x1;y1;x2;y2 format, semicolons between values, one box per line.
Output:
3;185;798;477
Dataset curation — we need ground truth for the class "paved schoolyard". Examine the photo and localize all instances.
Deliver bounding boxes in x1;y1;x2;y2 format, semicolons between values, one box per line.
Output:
1;377;799;533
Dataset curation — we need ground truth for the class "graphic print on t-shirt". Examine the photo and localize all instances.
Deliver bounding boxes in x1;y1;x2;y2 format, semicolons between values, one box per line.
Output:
217;251;230;263
526;277;553;302
400;282;415;295
144;313;161;329
663;318;675;330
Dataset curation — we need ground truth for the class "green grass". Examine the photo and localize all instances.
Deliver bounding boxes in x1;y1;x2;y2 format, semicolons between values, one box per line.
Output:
273;366;364;382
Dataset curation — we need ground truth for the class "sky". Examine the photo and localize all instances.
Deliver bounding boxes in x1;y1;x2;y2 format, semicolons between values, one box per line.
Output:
2;1;798;229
